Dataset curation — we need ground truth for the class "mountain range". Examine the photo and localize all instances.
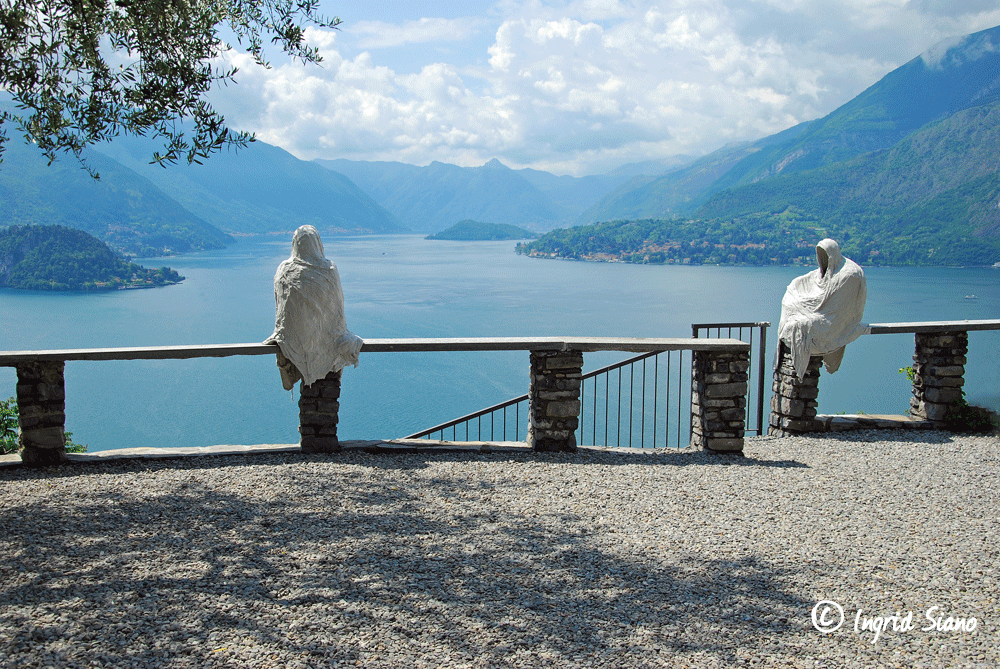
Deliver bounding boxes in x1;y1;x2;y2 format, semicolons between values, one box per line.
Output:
583;24;1000;223
313;157;643;233
2;24;999;264
0;119;406;256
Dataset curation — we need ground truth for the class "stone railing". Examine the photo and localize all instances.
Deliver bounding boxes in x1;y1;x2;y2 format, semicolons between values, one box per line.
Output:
1;336;750;466
769;319;1000;436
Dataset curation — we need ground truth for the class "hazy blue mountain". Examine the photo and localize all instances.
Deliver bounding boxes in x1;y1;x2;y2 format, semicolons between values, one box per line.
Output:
512;168;621;213
98;136;406;235
585;24;1000;223
604;155;696;180
576;140;771;223
0;139;232;256
313;155;704;233
316;157;577;233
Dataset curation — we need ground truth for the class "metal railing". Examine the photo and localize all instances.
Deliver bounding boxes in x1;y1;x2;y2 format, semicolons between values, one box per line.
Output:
693;321;769;436
577;349;691;448
407;323;770;447
404;349;692;447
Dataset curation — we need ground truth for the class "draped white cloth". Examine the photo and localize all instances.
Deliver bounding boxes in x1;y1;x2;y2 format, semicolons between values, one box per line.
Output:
264;226;362;389
777;239;869;380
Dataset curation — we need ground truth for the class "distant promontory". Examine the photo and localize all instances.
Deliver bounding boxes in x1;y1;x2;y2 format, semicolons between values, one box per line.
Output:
0;225;184;291
426;220;538;241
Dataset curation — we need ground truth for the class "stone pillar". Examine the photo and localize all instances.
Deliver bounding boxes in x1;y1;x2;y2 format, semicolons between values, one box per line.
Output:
768;343;822;437
526;349;582;452
299;369;342;453
691;348;749;452
15;361;68;466
910;331;967;427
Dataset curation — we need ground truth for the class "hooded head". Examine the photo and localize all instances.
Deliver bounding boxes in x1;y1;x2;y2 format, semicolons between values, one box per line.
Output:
290;225;331;269
816;238;844;279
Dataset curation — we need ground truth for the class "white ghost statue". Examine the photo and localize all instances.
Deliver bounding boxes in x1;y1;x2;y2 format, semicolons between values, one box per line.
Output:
777;238;868;380
264;225;362;390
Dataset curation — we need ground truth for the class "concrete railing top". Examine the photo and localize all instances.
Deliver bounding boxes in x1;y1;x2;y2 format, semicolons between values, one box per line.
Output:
0;336;749;365
868;319;1000;335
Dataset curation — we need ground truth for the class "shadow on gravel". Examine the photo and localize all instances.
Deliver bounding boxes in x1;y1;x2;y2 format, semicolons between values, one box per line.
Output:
0;454;812;667
11;446;811;481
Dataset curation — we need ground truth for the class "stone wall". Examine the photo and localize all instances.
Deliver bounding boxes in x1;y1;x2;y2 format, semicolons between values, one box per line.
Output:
768;344;822;437
691;348;749;452
299;370;342;453
15;361;68;466
526;349;583;452
910;331;968;426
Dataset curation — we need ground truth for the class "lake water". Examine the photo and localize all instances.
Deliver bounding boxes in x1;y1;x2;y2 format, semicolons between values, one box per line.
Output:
2;234;998;451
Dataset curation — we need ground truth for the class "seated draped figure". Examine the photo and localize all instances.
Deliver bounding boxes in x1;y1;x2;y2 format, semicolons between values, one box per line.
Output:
777;238;868;380
264;225;363;390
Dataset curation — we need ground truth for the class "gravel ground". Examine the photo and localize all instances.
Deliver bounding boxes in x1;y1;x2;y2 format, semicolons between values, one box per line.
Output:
1;430;997;668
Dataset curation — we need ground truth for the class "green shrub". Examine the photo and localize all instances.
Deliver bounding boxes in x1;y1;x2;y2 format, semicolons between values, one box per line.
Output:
944;399;998;434
0;396;88;454
899;368;998;434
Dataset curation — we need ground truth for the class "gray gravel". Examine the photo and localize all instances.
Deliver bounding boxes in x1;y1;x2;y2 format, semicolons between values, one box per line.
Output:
1;430;997;668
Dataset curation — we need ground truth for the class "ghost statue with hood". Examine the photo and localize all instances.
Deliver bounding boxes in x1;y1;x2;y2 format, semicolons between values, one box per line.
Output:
264;225;362;390
777;239;868;380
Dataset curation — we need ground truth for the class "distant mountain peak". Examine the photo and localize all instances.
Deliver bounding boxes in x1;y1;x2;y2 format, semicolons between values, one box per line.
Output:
921;26;999;70
482;158;509;170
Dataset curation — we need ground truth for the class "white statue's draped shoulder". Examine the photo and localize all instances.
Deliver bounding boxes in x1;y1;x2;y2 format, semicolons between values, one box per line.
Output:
777;238;869;380
264;225;362;389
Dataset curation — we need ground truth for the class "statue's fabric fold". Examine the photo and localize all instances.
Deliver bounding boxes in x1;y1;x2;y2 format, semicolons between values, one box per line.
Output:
777;239;868;380
264;225;362;390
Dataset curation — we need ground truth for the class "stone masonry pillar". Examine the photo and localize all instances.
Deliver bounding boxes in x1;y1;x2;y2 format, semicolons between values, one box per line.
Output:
15;361;68;466
299;369;342;453
768;343;822;437
910;331;967;427
691;348;749;452
526;349;582;452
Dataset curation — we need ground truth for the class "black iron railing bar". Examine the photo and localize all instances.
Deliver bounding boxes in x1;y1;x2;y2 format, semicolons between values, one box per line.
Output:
641;357;646;448
677;352;691;448
406;349;663;440
756;325;767;436
665;351;671;448
653;355;659;447
615;368;622;447
629;364;634;449
604;373;609;448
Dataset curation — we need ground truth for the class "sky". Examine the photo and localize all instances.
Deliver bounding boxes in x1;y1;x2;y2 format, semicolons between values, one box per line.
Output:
209;0;1000;177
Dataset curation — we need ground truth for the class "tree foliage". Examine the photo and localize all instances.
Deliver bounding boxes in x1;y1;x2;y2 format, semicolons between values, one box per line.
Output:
0;0;340;176
516;217;830;266
0;224;184;290
426;220;538;241
1;396;87;454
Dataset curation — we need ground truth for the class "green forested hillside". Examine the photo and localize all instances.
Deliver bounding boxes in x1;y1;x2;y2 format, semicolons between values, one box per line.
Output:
426;220;537;240
520;197;1000;267
516;218;826;266
570;25;1000;266
694;101;1000;265
0;138;233;256
0;225;183;291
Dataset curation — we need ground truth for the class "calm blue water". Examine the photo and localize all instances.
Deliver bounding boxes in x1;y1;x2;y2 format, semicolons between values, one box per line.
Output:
2;234;998;451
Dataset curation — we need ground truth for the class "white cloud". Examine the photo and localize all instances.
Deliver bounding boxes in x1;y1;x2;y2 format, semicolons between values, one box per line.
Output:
209;1;1000;175
352;17;485;48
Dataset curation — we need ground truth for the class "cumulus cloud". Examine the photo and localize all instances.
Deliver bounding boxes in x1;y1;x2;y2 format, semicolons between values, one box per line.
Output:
209;0;1000;175
352;17;486;48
